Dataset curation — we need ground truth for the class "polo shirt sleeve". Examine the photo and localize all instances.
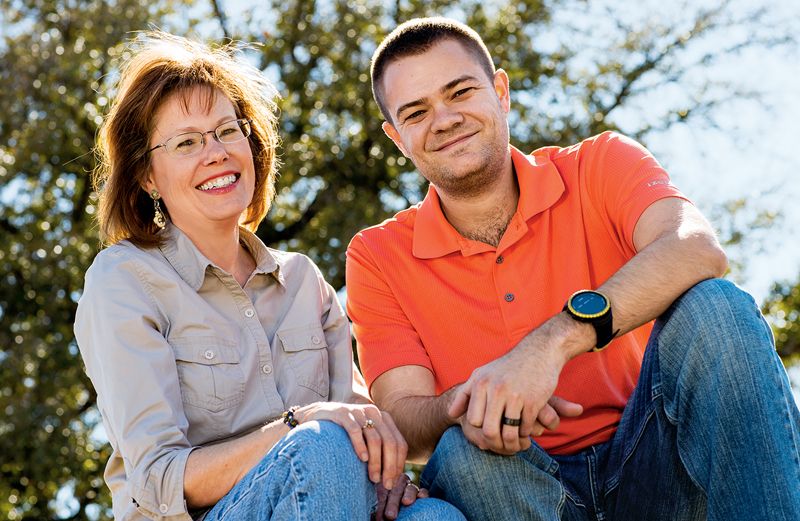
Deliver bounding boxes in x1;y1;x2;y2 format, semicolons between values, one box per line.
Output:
583;131;690;251
346;233;433;391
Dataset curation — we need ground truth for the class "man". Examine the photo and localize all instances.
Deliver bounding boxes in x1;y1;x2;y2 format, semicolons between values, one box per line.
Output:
346;16;800;521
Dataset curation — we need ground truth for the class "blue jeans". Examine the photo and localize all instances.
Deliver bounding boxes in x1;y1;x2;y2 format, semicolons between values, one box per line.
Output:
202;420;465;520
421;279;800;520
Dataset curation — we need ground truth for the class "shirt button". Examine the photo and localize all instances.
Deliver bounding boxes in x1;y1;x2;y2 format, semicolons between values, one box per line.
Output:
504;293;515;302
496;256;504;264
262;364;273;375
311;335;321;345
203;349;215;360
159;504;169;514
244;309;255;318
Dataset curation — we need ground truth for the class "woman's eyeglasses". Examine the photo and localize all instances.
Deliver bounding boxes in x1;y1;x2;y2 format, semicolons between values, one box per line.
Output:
148;118;251;157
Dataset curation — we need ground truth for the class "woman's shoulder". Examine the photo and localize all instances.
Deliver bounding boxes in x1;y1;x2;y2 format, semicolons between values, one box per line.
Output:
266;247;319;272
84;241;170;288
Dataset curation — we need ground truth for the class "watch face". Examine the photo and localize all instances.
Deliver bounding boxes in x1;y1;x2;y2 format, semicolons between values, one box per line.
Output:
571;291;608;316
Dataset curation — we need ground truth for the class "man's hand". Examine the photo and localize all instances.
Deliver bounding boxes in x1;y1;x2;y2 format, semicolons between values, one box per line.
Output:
372;474;429;521
447;323;584;454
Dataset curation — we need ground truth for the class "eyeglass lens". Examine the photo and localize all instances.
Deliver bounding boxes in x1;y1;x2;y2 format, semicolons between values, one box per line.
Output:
166;119;250;156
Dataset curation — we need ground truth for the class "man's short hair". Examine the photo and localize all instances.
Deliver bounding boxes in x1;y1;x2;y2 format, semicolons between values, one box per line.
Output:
370;17;495;124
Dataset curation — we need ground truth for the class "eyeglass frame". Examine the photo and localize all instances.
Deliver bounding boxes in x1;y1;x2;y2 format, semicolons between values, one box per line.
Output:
147;118;252;157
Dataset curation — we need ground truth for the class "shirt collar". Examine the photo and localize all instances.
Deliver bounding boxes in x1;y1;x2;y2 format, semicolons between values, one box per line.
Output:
158;224;284;290
412;145;565;259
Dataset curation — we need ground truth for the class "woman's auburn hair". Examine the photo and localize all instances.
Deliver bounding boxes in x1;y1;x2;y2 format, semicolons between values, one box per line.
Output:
93;31;280;247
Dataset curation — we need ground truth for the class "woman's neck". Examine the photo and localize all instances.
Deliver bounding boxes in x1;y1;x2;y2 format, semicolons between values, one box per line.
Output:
176;220;255;287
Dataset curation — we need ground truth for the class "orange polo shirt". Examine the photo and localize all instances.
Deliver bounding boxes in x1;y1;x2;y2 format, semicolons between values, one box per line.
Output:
346;131;688;454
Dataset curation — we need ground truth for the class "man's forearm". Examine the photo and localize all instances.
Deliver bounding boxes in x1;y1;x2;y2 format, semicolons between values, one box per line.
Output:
599;227;727;340
379;387;460;462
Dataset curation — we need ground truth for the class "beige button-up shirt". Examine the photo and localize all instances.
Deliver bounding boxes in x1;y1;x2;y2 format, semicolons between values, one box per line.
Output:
74;225;366;520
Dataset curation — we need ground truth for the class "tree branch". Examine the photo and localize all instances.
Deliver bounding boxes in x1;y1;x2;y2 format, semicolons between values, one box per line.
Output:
209;0;231;40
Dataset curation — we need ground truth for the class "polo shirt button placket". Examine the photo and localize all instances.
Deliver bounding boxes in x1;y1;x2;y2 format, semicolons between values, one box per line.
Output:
496;255;504;264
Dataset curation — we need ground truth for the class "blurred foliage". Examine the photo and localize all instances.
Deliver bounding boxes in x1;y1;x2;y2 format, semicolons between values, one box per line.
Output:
763;280;800;360
0;0;796;519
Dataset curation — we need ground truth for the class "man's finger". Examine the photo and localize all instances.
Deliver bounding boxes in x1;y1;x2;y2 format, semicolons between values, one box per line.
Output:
536;403;560;431
548;395;583;417
448;385;471;419
465;381;488;428
500;397;524;452
373;483;389;521
532;420;546;437
382;476;409;520
401;481;420;506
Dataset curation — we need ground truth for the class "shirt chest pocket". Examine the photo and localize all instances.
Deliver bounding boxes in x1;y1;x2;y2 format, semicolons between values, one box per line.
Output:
277;324;330;398
170;337;245;413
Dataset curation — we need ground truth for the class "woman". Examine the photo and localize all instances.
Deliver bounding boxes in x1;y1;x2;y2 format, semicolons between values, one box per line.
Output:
74;32;465;521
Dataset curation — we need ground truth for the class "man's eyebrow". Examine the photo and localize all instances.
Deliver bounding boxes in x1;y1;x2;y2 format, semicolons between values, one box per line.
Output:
394;75;481;121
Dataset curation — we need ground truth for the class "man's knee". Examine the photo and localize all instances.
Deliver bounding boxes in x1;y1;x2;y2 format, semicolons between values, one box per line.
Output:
422;427;488;490
661;278;770;354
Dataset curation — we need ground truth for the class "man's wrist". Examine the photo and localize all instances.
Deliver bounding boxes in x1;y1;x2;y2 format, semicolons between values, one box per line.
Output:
546;312;597;361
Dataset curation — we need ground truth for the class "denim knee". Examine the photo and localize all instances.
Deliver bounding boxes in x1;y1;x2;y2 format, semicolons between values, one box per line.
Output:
655;278;781;419
660;278;770;358
423;427;486;485
423;427;564;521
279;420;370;488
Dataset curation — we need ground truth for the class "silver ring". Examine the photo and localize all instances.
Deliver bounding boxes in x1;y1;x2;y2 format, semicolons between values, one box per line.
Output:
405;482;420;493
362;418;375;429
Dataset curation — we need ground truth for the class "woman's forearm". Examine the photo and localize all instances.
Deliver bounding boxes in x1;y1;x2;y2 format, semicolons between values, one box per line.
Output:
183;418;289;509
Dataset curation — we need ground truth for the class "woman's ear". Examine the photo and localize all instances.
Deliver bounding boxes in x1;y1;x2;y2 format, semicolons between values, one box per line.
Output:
142;174;156;197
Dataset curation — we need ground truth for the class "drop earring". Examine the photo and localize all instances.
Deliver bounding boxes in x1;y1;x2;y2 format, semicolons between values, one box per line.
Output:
150;189;167;229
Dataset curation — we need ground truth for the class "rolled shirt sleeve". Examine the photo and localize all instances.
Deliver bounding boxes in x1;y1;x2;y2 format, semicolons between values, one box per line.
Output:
75;248;194;520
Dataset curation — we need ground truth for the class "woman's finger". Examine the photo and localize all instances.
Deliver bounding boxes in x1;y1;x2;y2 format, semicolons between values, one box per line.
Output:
361;411;384;484
378;412;407;489
337;409;370;462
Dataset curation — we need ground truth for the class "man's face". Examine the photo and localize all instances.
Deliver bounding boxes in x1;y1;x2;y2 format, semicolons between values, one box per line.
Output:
380;39;511;198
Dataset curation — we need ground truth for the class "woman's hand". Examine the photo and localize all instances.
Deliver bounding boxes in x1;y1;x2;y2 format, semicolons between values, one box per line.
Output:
295;402;408;490
372;474;429;521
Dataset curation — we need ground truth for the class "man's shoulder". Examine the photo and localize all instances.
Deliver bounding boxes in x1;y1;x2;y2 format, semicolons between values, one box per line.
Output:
348;204;419;252
530;130;628;162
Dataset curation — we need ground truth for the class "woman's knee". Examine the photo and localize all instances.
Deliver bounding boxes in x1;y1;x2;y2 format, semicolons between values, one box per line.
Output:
397;498;467;521
281;420;368;479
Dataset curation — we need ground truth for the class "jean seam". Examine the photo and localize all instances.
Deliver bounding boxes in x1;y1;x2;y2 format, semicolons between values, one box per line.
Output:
604;407;656;493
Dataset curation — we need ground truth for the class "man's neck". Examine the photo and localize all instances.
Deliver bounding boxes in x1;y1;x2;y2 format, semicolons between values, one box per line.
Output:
437;156;519;248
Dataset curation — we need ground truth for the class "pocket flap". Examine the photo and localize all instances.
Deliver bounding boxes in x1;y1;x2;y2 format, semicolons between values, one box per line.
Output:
278;325;328;352
170;337;240;365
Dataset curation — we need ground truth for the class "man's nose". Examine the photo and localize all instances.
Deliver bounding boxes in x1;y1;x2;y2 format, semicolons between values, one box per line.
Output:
430;105;464;132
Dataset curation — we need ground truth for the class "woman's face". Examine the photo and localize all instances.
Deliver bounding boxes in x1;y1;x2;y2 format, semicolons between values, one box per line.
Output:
145;87;256;236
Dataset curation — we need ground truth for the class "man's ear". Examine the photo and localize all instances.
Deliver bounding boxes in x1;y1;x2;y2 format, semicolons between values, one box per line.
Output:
382;121;410;158
493;68;511;113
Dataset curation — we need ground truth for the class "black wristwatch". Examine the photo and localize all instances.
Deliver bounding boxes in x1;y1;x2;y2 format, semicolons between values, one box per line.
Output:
563;290;618;352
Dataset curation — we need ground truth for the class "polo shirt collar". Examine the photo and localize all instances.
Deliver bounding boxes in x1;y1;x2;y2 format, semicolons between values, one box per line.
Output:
158;224;284;290
412;145;565;259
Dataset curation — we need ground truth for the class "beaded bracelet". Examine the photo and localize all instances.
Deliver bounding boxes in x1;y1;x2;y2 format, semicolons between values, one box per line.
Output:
282;406;300;429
